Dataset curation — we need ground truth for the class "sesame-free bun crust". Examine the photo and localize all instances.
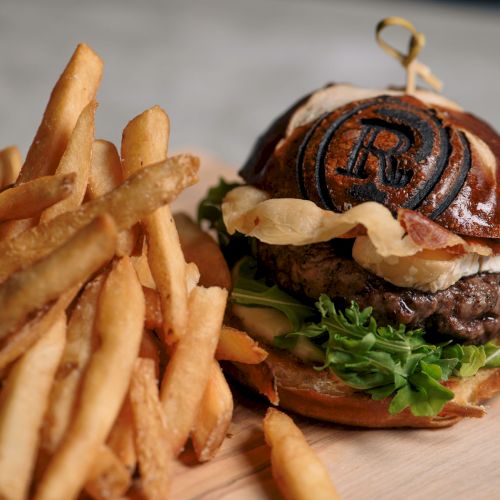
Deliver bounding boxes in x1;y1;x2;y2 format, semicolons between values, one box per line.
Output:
240;84;500;238
225;347;500;428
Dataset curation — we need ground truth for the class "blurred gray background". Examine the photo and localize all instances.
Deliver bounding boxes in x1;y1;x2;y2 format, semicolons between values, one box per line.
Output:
0;0;499;168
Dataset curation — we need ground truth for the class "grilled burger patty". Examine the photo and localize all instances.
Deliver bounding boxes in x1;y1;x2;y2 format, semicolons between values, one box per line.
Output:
256;240;500;344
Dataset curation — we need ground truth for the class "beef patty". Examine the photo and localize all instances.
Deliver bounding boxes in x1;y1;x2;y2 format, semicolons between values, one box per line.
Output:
256;240;500;344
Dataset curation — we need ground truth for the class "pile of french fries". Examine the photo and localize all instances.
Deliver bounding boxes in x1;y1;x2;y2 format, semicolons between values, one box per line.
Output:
0;43;338;500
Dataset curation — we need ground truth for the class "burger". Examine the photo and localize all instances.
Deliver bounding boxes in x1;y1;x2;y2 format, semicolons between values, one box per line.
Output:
199;82;500;428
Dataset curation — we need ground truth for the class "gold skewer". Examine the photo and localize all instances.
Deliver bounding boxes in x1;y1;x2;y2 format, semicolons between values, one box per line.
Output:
376;17;443;94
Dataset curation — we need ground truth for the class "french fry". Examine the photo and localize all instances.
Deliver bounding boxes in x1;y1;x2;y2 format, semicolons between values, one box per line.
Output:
131;254;156;289
141;293;267;365
107;398;137;474
174;212;232;289
0;172;76;221
121;107;188;341
191;361;233;462
216;326;269;364
0;155;199;283
88;139;139;256
130;358;173;500
160;286;227;455
0;314;66;500
143;286;163;330
40;274;106;457
35;257;145;500
106;332;162;474
3;45;103;240
19;44;103;183
0;145;22;188
263;408;340;500
0;214;117;340
84;445;131;500
0;287;78;371
140;329;161;374
88;140;123;198
40;101;97;222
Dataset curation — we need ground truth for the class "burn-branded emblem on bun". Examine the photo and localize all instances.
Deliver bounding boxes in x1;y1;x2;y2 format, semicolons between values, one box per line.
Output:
245;87;499;238
296;95;472;223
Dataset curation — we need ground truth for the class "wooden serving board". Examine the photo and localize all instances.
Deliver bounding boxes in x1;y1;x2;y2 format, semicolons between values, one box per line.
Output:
171;154;500;500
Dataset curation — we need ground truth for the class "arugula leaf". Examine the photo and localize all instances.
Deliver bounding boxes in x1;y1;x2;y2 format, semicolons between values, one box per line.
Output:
231;257;500;417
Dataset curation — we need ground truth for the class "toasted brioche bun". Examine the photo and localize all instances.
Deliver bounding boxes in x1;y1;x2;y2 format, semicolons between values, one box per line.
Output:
224;345;500;428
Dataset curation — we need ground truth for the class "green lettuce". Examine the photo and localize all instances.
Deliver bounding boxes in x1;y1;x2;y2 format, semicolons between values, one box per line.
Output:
232;257;500;417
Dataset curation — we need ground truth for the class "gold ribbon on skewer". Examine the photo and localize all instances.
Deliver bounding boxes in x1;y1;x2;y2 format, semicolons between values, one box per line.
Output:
376;17;443;94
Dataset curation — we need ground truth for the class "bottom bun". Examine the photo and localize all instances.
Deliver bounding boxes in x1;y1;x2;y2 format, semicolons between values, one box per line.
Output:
223;347;500;428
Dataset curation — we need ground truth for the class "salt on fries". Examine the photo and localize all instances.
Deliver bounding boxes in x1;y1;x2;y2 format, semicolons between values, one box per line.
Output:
0;173;76;221
39;100;97;223
264;408;340;500
35;257;145;500
0;41;325;500
122;106;188;342
88;139;139;256
19;44;103;183
160;286;227;456
0;214;117;340
0;154;198;283
0;315;66;500
40;274;106;457
130;358;173;500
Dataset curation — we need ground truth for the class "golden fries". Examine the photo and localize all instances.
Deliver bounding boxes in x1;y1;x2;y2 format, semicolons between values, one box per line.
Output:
107;398;137;474
174;212;232;289
131;253;156;289
160;286;227;455
264;408;340;500
0;214;117;340
88;139;139;256
35;257;145;500
40;274;106;457
0;155;198;283
2;45;103;240
192;361;233;462
0;43;250;500
85;445;131;500
143;286;163;330
122;106;188;342
0;173;76;221
40;101;97;222
0;314;66;500
216;325;269;364
0;145;22;188
88;140;123;198
0;287;77;371
19;44;103;183
130;358;173;500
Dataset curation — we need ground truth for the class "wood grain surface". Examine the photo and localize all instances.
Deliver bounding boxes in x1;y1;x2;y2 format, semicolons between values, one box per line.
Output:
172;388;500;500
172;156;500;500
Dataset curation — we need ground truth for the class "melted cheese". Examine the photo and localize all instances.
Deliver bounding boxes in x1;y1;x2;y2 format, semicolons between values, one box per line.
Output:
353;236;500;292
